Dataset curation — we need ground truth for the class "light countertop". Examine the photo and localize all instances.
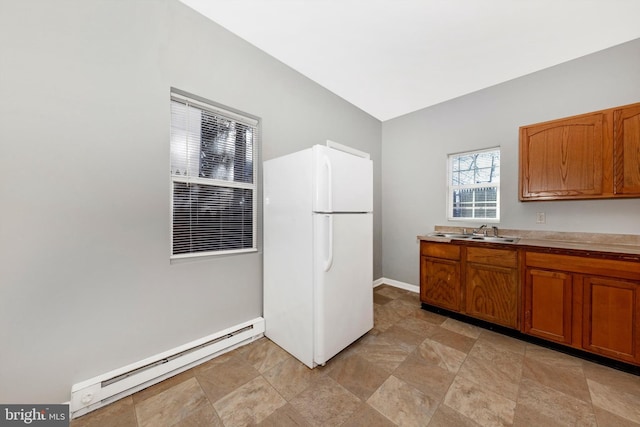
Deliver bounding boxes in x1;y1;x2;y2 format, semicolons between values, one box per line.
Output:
419;227;640;258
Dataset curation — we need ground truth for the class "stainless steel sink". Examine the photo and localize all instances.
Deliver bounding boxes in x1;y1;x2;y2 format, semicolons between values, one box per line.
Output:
468;236;520;243
429;233;471;239
428;233;520;244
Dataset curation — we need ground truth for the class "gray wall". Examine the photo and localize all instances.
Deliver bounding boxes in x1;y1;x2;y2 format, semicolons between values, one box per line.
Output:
0;0;381;403
381;38;640;285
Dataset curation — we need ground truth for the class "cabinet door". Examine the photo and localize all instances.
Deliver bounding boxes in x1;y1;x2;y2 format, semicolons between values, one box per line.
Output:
466;263;518;328
465;247;519;329
420;256;461;312
582;276;640;363
614;104;640;195
524;268;573;344
519;113;606;200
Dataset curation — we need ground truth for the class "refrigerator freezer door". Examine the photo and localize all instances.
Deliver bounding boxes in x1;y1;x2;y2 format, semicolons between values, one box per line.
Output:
313;212;373;365
313;145;373;213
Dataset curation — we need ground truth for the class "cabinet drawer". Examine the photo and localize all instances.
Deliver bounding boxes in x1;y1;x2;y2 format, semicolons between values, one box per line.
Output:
421;242;460;260
467;247;517;268
526;252;640;281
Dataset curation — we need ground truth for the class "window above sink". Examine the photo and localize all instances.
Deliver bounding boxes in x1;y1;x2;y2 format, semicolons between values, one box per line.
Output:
447;147;500;222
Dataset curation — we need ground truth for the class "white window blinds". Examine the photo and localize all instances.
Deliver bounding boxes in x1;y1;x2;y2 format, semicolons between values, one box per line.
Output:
170;92;259;258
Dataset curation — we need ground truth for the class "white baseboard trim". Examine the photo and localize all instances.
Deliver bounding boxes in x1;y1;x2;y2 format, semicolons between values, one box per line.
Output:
373;277;419;294
70;317;264;419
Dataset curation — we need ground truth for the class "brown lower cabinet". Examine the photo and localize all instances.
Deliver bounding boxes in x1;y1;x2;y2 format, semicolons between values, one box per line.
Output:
524;267;573;344
420;242;461;312
465;246;519;328
420;240;640;366
524;251;640;365
420;241;519;329
582;275;640;363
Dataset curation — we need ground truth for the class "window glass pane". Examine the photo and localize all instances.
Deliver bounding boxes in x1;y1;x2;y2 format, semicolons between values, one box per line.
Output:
448;148;500;220
171;102;254;184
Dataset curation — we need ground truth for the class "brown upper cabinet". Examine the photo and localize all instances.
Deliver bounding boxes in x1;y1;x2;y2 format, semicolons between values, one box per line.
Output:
614;104;640;195
519;102;640;201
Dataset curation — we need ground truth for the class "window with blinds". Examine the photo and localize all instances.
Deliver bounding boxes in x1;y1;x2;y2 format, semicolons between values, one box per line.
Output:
170;91;259;258
447;147;500;221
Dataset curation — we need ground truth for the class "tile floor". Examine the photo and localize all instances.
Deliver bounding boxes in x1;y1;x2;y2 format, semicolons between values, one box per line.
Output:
70;285;640;427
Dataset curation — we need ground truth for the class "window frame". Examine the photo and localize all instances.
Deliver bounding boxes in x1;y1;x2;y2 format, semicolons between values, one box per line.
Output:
446;146;501;222
169;90;259;259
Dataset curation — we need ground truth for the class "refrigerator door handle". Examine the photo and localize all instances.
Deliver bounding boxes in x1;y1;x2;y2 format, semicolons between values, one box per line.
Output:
323;214;334;272
324;156;332;212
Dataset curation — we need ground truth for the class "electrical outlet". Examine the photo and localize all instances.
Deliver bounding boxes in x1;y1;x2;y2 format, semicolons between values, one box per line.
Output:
536;212;546;224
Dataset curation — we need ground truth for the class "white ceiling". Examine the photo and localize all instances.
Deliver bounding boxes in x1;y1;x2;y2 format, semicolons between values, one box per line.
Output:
179;0;640;121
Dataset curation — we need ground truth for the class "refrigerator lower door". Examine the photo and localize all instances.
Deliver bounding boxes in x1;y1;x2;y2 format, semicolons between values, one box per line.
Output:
313;212;373;365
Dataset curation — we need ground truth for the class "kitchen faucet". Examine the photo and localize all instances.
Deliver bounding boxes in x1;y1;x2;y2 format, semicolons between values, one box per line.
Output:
472;224;487;235
471;225;500;237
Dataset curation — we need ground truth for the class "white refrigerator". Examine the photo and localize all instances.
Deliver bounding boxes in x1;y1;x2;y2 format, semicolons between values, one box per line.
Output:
263;142;373;368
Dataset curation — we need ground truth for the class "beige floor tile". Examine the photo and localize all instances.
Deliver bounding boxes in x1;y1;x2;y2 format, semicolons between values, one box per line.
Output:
524;344;584;369
377;323;425;348
289;375;362;427
135;377;213;427
444;376;516;427
374;285;409;300
340;404;397;427
429;325;477;354
395;316;438;339
477;329;526;356
70;396;137;427
468;336;525;368
513;377;596;427
522;352;590;403
427;404;483;427
393;351;455;401
262;355;322;401
417;337;468;373
412;308;448;325
588;378;640;424
593;406;640;427
374;293;394;305
243;337;292;373
172;404;222;427
367;375;438;427
213;376;287;426
195;353;260;403
326;352;391;400
386;297;422;318
583;360;640;397
257;403;311;427
373;303;404;332
398;290;421;304
333;332;374;360
357;332;414;373
457;354;521;400
441;318;482;339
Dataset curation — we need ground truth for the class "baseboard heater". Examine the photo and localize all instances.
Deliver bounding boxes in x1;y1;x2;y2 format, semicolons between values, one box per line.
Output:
70;317;264;419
